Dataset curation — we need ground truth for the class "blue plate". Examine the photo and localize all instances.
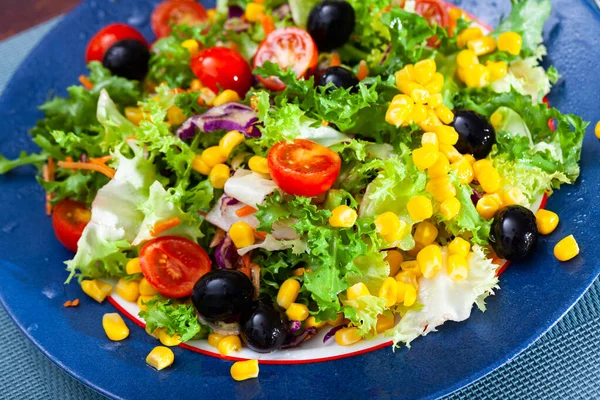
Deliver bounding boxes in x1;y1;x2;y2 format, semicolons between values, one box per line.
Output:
1;1;599;399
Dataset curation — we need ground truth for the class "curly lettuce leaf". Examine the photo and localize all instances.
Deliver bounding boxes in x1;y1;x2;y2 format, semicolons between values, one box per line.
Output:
440;180;491;245
343;294;387;339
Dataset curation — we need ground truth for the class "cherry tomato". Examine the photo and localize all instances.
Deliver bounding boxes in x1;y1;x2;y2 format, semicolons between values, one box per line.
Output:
140;236;212;298
268;139;341;197
414;0;450;47
85;23;147;63
190;47;253;97
52;199;91;252
253;27;319;91
151;0;208;38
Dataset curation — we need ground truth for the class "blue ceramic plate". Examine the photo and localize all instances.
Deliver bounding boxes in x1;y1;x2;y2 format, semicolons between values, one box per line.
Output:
1;1;599;399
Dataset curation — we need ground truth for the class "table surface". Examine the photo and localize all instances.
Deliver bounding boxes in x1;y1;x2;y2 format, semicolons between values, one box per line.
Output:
0;0;79;40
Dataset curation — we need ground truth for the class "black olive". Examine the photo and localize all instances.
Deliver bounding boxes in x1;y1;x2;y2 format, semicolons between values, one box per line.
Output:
239;301;287;353
307;1;356;52
191;270;254;322
318;66;359;91
102;39;150;81
452;110;496;160
489;205;539;261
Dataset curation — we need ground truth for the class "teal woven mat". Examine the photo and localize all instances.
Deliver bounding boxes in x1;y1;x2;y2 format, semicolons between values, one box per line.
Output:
0;18;599;400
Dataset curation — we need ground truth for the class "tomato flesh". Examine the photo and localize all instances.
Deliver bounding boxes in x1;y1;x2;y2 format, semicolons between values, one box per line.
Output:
190;47;253;97
414;0;450;47
140;236;212;298
52;199;91;252
151;0;208;38
254;27;319;91
268;139;341;197
85;23;147;63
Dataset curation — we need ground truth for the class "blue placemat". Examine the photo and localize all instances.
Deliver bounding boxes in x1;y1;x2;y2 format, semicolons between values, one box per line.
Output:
0;17;599;400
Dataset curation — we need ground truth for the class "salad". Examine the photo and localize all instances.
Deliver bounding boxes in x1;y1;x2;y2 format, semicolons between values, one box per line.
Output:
0;0;590;380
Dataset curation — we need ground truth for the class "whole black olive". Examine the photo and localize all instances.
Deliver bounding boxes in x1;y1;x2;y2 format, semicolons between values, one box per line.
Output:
452;110;496;160
102;39;150;81
318;66;359;91
239;302;287;353
191;270;254;322
307;1;356;52
489;205;539;261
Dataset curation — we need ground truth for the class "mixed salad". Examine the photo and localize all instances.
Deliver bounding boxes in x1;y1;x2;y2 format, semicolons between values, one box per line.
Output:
0;0;590;379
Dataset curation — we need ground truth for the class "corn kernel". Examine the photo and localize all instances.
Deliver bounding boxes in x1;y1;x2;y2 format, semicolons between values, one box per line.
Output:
231;360;259;381
167;106;186;126
286;303;309;321
386;103;414;127
487;60;508;81
425;72;444;94
219;130;245;158
473;159;493;176
218;335;242;356
378;277;398;307
476;195;500;220
440;196;461;220
190;79;203;91
329;205;358;228
595;121;600;139
383;219;409;244
116;278;139;302
137;295;154;312
376;314;395;333
464;154;476;165
396;281;417;306
125;107;144;125
209;164;230;189
414;221;438;246
554;235;579;262
447;254;469;281
426;176;457;202
335;327;362;346
427;93;443;108
347;282;370;300
419;108;443;132
213;89;241;107
411;87;431;104
395;64;415;82
385;250;404;276
400;260;420;275
248;156;269;175
305;316;326;329
146;346;174;371
139;277;158;296
229;222;255;248
102;313;129;341
245;3;266;22
467;36;497;56
395;269;420;290
428;154;450;178
450;158;475;184
277;278;300;309
417;245;443;279
412;146;440;170
497;31;523;55
202;146;227;168
477;166;502;193
536;209;560;235
327;313;345;326
490;111;503;129
396;81;422;96
81;280;113;303
292;268;305;277
181;39;200;55
159;330;182;347
502;187;526;206
406;244;423;259
457;49;479;68
375;212;401;236
462;64;491;88
192;154;212;175
434;125;459;146
449;237;471;258
457;27;483;48
421;132;439;149
411;104;429;123
407;196;433;221
435;105;455;125
413;59;437;85
126;257;141;275
439;144;463;163
208;333;225;348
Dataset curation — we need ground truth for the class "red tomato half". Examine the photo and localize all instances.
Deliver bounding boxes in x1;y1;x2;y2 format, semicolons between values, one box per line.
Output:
253;27;319;91
414;0;450;47
151;0;208;38
140;236;212;298
52;199;91;252
268;139;342;197
85;23;147;63
190;47;253;97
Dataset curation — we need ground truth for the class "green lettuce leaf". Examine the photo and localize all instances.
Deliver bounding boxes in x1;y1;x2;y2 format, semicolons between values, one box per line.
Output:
343;294;387;339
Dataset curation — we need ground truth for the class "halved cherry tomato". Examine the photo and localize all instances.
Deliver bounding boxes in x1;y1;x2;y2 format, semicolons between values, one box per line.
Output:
268;139;341;197
151;0;208;38
52;199;91;252
140;236;211;298
253;27;319;91
85;23;147;63
414;0;450;47
190;47;253;97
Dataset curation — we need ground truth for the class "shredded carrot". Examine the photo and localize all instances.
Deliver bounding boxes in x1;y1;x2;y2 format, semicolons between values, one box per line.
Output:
260;14;275;35
64;299;79;307
255;231;268;239
150;217;182;236
58;161;116;179
321;120;329;127
240;254;252;278
65;156;73;162
44;158;56;216
125;135;137;141
254;0;265;3
236;205;258;217
357;60;369;81
89;155;112;165
79;75;94;90
330;53;341;67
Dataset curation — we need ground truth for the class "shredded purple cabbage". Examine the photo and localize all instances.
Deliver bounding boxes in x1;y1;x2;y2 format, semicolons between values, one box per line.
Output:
281;327;317;349
228;5;244;18
176;103;260;140
220;195;240;212
289;320;302;334
323;324;347;344
214;235;240;270
471;189;482;206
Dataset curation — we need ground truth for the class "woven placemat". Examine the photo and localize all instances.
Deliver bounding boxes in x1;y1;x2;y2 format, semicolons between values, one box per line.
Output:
0;17;598;400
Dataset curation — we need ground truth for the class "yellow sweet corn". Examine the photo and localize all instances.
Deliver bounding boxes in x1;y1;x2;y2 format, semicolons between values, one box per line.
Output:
286;303;309;322
335;327;362;346
502;187;526;207
231;360;259;381
412;103;429;123
329;205;358;228
440;196;461;220
81;280;113;303
376;314;395;333
208;333;225;348
407;196;433;221
159;330;182;347
385;250;404;277
439;144;463;163
426;176;457;202
428;155;450;178
209;164;230;189
146;346;174;370
167;106;186;126
139;277;158;297
535;209;560;235
414;221;438;246
487;60;508;81
395;269;420;290
477;166;502;193
378;277;399;307
245;3;266;22
448;237;471;258
490;111;503;129
457;49;479;68
450;157;475;184
467;36;497;56
435;105;455;125
461;64;491;88
411;87;431;104
202;146;227;168
554;235;579;262
305;316;327;329
595;121;600;139
375;212;401;236
425;72;444;94
219;130;245;158
248;156;270;174
447;254;469;281
229;222;255;248
396;281;417;306
417;245;443;279
102;313;129;341
497;31;523;55
125;107;144;126
213;89;241;106
421;132;439;150
181;39;200;55
277;278;300;309
427;93;443;108
126;257;141;275
327;313;345;326
435;125;459;146
137;295;154;312
218;335;242;356
457;27;483;48
395;64;415;82
476;195;501;220
192;154;212;175
412;146;440;170
347;282;370;300
413;59;437;85
116;278;139;302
